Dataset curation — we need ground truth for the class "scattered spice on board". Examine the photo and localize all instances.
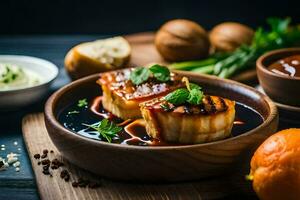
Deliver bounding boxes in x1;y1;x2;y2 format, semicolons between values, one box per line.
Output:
33;149;102;189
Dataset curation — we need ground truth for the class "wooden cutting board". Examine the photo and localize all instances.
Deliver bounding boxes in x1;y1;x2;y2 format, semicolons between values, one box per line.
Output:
22;113;257;200
124;32;257;84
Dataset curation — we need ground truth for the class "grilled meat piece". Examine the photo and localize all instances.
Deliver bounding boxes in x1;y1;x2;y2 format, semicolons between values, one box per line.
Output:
98;69;182;119
140;95;235;144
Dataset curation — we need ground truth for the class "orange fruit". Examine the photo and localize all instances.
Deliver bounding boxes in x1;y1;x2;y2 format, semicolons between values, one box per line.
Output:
250;129;300;200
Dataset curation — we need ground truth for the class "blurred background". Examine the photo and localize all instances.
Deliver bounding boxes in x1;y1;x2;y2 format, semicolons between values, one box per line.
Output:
1;0;300;35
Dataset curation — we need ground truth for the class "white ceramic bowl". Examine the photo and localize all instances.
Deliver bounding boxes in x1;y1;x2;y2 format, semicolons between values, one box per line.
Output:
0;55;58;110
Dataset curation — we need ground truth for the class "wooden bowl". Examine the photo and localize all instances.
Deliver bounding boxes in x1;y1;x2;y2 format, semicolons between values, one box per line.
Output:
257;85;300;129
275;102;300;128
257;48;300;106
44;72;278;182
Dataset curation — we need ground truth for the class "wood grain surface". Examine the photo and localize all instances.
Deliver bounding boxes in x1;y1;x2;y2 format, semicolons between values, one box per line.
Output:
22;113;257;200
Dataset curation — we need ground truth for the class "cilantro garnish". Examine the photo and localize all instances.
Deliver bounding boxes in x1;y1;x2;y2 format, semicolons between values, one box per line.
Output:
164;77;204;106
130;64;170;85
83;119;122;143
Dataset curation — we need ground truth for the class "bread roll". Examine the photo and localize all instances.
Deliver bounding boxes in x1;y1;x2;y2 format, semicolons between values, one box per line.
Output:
65;37;131;80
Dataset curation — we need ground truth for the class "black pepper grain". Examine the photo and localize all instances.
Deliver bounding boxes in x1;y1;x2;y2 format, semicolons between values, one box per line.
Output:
51;165;58;170
72;182;79;187
43;149;48;154
51;159;64;168
60;169;69;179
34;154;40;159
34;150;103;189
64;174;70;182
41;154;47;159
41;159;50;165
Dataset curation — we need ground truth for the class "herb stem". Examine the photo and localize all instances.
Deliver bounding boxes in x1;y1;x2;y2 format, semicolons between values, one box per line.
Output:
190;65;214;74
169;58;217;70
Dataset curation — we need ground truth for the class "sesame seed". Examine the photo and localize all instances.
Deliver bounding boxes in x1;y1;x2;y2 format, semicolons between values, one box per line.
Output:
7;157;18;164
7;153;18;158
13;161;20;167
13;141;18;146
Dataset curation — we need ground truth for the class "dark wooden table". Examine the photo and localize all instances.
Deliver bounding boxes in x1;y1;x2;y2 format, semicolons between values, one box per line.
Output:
0;35;108;200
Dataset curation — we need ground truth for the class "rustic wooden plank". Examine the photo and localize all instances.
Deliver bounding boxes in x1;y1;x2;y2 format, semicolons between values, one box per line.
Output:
22;113;257;200
0;187;39;200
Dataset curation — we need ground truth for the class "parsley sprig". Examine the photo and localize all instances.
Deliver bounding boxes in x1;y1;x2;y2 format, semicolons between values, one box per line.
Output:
83;119;122;143
130;64;170;85
164;77;204;105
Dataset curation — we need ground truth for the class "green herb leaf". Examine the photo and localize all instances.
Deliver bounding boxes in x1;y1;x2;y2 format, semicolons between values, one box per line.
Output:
130;64;171;85
164;88;189;105
77;98;88;107
67;110;80;115
187;88;204;105
83;119;122;143
164;77;204;106
130;67;150;85
189;83;202;90
267;17;290;34
149;64;170;82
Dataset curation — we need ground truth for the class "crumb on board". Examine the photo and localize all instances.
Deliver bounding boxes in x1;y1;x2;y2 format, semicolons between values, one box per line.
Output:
0;143;22;172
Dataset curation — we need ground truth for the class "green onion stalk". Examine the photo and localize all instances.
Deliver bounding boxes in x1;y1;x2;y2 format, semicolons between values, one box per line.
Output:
169;18;300;79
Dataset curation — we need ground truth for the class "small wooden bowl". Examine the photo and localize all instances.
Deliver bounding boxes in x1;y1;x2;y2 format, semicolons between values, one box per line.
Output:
257;85;300;128
45;72;278;182
257;48;300;106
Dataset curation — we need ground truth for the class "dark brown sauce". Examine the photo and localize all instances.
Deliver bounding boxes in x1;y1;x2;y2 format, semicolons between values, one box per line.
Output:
124;119;151;145
90;96;115;119
268;55;300;77
125;119;147;139
58;96;263;146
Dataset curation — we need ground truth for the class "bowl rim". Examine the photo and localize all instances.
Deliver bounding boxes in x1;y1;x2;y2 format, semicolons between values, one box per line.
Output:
275;101;300;112
257;85;300;112
0;55;59;93
45;72;278;151
256;47;300;81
